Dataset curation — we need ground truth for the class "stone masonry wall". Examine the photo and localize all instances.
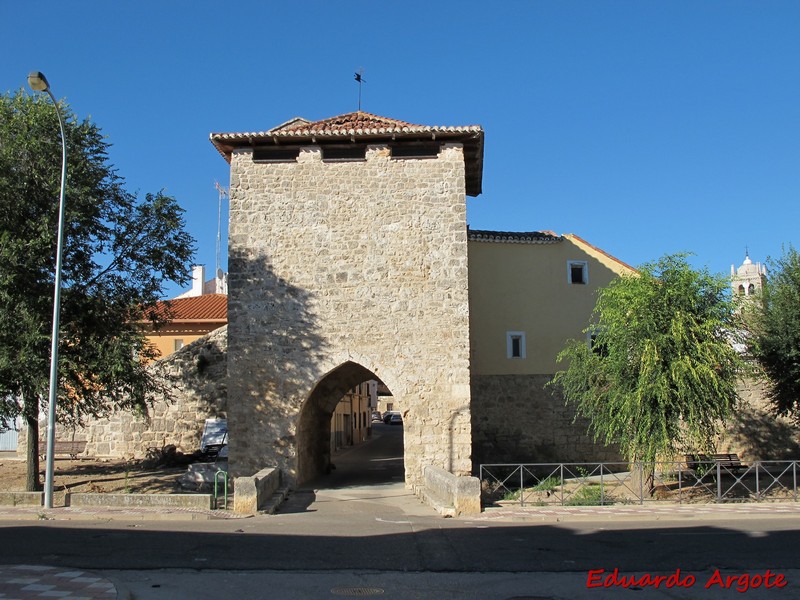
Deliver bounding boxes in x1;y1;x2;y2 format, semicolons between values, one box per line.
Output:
80;326;228;459
472;374;800;468
227;143;473;487
471;374;623;467
720;379;800;461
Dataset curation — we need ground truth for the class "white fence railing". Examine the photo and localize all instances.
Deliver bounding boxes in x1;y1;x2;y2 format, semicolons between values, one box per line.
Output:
479;461;800;507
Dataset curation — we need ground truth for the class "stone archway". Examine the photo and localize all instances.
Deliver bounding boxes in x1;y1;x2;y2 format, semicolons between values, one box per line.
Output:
296;361;389;484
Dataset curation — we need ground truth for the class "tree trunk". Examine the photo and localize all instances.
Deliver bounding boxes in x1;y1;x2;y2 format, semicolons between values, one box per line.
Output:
631;462;656;499
23;392;41;492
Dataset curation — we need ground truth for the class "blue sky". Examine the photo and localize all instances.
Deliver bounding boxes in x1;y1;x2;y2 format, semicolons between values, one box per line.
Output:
3;1;799;298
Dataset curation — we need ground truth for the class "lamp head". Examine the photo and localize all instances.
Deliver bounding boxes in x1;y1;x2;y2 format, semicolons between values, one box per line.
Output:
27;71;50;92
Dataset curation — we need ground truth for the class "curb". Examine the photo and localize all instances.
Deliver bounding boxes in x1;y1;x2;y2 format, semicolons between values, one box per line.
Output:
0;506;249;522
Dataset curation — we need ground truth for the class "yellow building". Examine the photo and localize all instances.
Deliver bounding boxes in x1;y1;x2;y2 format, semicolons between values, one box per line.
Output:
144;294;228;360
468;230;635;375
467;229;636;464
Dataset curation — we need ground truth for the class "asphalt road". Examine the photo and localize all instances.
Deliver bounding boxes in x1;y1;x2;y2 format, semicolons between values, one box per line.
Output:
3;424;800;598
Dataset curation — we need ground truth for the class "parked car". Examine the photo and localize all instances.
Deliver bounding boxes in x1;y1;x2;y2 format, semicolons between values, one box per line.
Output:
389;413;403;426
371;411;382;422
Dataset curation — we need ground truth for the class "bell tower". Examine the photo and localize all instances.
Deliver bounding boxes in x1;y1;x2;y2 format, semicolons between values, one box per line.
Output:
731;251;767;298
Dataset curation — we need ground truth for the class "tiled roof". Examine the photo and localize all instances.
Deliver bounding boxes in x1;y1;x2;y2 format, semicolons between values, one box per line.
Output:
145;294;228;323
274;112;419;134
210;111;484;196
468;229;563;244
212;111;480;142
564;234;637;273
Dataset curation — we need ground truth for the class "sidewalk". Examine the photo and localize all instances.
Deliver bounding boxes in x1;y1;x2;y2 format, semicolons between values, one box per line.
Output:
0;504;248;522
0;564;121;599
2;496;798;523
478;500;800;522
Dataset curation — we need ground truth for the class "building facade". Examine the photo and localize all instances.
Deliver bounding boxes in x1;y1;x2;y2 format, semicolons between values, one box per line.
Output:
468;230;635;464
144;294;227;360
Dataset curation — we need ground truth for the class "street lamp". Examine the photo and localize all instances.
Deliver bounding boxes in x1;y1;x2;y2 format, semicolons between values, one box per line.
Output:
27;71;67;509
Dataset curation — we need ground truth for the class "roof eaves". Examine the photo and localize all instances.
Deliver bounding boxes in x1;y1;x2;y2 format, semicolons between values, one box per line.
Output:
564;234;638;273
468;229;564;244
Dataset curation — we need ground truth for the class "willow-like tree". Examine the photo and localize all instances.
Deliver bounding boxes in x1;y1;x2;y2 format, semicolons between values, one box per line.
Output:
550;254;744;492
0;90;195;490
745;245;800;419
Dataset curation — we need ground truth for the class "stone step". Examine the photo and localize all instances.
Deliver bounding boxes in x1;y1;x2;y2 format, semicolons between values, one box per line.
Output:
260;486;291;515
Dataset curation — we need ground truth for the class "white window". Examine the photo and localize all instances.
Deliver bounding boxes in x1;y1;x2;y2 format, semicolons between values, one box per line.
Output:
174;339;185;351
568;260;588;285
587;330;608;357
506;331;526;359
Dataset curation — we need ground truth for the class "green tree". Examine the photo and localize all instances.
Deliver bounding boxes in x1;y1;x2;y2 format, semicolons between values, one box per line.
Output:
550;254;743;491
745;246;800;419
0;90;195;490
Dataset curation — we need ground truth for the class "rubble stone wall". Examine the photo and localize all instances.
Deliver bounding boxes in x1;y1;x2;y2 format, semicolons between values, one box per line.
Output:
471;374;623;466
79;326;228;459
721;379;800;461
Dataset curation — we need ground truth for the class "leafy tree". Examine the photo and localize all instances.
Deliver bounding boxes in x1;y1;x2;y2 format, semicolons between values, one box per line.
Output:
0;90;195;490
745;246;800;419
550;254;744;491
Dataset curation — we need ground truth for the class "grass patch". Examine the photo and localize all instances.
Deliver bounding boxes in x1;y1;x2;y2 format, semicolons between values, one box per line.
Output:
501;488;522;501
564;484;607;506
532;476;560;492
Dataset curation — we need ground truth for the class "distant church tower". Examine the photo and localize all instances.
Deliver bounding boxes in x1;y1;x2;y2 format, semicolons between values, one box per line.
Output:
731;252;767;297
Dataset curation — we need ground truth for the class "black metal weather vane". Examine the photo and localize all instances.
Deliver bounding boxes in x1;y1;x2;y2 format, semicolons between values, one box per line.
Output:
354;69;365;112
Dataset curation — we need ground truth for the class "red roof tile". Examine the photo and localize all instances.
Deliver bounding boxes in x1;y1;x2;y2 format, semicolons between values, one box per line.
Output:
209;111;484;196
146;294;227;323
274;111;419;134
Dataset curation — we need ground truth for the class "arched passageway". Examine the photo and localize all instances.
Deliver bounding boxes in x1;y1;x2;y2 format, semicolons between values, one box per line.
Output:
296;361;403;486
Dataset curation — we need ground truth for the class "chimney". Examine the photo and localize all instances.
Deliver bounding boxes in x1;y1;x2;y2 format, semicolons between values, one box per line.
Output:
191;265;205;297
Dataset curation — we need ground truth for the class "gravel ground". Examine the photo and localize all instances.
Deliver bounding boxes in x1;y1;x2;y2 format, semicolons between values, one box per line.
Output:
0;453;188;504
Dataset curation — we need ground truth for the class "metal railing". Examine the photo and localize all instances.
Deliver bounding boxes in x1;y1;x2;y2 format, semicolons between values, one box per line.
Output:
479;460;800;507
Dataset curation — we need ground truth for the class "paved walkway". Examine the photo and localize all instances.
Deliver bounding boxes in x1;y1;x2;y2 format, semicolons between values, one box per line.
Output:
479;500;800;521
0;505;245;522
0;564;118;599
2;497;800;523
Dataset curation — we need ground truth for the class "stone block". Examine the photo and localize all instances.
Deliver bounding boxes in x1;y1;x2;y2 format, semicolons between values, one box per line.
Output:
233;467;281;515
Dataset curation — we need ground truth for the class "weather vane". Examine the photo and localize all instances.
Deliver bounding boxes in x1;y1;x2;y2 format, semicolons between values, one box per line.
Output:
354;68;365;112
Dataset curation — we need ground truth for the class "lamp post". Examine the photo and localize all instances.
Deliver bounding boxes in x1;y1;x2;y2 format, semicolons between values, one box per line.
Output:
27;71;67;509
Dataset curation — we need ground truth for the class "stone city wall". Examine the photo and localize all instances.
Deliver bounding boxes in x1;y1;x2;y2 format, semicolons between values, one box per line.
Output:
472;374;800;468
720;379;800;461
471;374;623;467
83;325;228;458
21;326;229;460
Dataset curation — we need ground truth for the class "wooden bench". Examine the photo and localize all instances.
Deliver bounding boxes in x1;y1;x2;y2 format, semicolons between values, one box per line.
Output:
38;440;87;460
685;453;747;475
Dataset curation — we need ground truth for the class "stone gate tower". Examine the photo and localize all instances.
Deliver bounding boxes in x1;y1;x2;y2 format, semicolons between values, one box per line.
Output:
211;112;484;487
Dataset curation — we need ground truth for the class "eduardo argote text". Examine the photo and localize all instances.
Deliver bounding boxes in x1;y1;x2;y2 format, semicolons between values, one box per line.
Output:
587;568;788;593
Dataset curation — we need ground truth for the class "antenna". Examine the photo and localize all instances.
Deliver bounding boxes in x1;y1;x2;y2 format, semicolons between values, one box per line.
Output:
354;68;365;112
213;181;228;282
